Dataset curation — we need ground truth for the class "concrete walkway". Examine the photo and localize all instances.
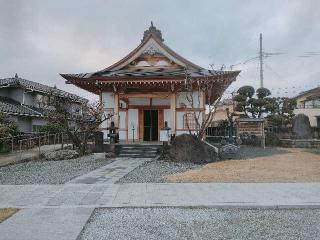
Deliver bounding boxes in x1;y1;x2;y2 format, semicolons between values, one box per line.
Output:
1;183;320;208
0;144;70;167
0;207;93;240
67;157;150;184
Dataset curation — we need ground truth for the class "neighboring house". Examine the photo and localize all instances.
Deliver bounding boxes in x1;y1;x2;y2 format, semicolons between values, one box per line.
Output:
61;23;240;141
0;74;87;133
210;99;235;126
294;86;320;128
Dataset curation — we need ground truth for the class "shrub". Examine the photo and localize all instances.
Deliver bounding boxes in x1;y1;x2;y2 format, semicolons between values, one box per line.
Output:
239;133;261;146
265;132;280;146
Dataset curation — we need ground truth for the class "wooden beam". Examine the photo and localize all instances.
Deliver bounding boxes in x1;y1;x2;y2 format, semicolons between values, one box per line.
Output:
114;93;119;128
170;93;176;134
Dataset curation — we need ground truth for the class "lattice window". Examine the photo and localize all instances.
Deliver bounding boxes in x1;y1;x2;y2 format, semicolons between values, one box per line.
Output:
183;113;196;129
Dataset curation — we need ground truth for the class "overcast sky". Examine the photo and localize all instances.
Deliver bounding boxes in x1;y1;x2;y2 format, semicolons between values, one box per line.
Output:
0;0;319;101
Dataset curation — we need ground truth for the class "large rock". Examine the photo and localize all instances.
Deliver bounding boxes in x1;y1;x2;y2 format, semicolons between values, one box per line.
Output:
43;149;79;161
168;134;217;164
292;114;312;139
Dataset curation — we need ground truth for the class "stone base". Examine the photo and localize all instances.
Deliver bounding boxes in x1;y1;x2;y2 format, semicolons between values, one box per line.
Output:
280;139;320;148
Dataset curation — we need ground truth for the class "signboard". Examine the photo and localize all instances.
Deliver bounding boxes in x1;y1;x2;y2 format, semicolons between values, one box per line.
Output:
236;118;265;148
160;130;171;142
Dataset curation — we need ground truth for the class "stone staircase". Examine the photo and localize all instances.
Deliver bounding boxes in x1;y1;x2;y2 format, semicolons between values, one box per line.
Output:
115;144;160;158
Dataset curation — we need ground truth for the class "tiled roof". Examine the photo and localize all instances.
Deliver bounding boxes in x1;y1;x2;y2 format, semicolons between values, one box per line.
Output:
296;86;320;99
0;77;87;103
62;67;238;80
0;97;42;117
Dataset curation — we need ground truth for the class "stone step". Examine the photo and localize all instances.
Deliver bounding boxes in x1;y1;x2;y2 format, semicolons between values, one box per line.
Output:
115;144;161;158
120;150;158;153
118;154;156;158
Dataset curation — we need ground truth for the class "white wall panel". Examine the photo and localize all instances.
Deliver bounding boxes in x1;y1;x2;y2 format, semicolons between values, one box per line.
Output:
102;92;114;108
129;98;149;106
119;111;126;129
128;109;138;140
164;109;172;128
119;130;127;140
152;98;170;106
176;91;203;108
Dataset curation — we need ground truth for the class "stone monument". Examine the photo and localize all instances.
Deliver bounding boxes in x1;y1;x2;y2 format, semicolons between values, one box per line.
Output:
292;114;312;139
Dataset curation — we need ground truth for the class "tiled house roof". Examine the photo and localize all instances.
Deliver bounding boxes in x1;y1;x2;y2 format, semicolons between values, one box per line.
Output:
0;77;87;104
0;97;42;117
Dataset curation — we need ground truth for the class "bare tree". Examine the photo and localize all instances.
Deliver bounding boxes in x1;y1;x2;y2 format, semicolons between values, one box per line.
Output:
43;92;112;155
183;68;225;140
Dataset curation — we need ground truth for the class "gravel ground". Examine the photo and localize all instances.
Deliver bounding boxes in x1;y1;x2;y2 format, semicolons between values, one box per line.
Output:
79;208;320;240
0;154;112;185
116;160;202;183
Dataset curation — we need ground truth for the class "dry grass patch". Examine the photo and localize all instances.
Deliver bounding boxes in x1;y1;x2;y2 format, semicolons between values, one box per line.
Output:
164;148;320;183
0;208;19;223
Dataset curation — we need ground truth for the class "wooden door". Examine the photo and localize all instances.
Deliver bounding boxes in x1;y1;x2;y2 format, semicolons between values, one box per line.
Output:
158;109;164;140
138;109;144;141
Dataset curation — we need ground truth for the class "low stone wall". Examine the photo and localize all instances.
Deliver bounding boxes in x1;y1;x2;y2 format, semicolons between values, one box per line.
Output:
280;139;320;148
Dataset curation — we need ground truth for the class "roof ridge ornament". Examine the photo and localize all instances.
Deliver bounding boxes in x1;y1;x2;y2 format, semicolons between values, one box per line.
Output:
142;21;164;43
15;73;19;78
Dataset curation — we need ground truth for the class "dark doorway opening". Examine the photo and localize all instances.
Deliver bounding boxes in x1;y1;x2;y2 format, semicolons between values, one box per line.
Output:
143;110;158;141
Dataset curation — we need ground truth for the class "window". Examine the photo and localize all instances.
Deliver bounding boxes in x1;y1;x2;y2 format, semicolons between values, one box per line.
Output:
32;125;43;132
304;99;320;109
183;113;196;129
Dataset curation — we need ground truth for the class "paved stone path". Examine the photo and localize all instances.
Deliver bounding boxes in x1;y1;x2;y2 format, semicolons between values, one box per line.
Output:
67;157;150;184
1;183;320;208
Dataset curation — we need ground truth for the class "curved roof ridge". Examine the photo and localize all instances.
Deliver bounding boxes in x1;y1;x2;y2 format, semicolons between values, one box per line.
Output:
96;25;204;74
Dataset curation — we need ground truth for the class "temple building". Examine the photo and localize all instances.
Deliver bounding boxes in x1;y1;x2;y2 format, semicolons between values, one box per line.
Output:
61;23;240;141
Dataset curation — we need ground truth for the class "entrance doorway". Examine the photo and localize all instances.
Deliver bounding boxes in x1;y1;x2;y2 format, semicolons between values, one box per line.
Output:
143;110;158;141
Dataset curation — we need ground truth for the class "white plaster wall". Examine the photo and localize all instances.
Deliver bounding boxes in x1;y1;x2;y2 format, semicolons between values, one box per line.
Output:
176;91;203;108
119;130;127;140
152;98;170;106
129;98;149;105
176;111;203;129
119;100;127;109
176;130;197;135
294;108;320;127
102;92;115;108
32;118;47;126
102;130;108;141
11;89;24;103
119;111;126;129
100;109;114;129
0;88;24;103
17;117;32;132
128;109;138;140
164;109;172;128
23;92;35;106
176;112;184;129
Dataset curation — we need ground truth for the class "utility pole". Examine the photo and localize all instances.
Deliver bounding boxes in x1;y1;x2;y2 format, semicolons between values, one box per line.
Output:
259;33;264;88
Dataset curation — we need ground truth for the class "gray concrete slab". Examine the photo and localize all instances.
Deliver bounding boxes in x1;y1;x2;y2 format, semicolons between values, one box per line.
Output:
0;183;320;208
0;207;94;240
67;158;150;184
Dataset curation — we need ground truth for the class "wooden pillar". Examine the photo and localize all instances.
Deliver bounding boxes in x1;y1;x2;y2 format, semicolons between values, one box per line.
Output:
114;93;119;128
170;93;176;135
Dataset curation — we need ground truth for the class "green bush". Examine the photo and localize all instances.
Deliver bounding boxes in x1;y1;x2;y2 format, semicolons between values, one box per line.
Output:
38;123;62;134
239;133;261;146
265;132;280;146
